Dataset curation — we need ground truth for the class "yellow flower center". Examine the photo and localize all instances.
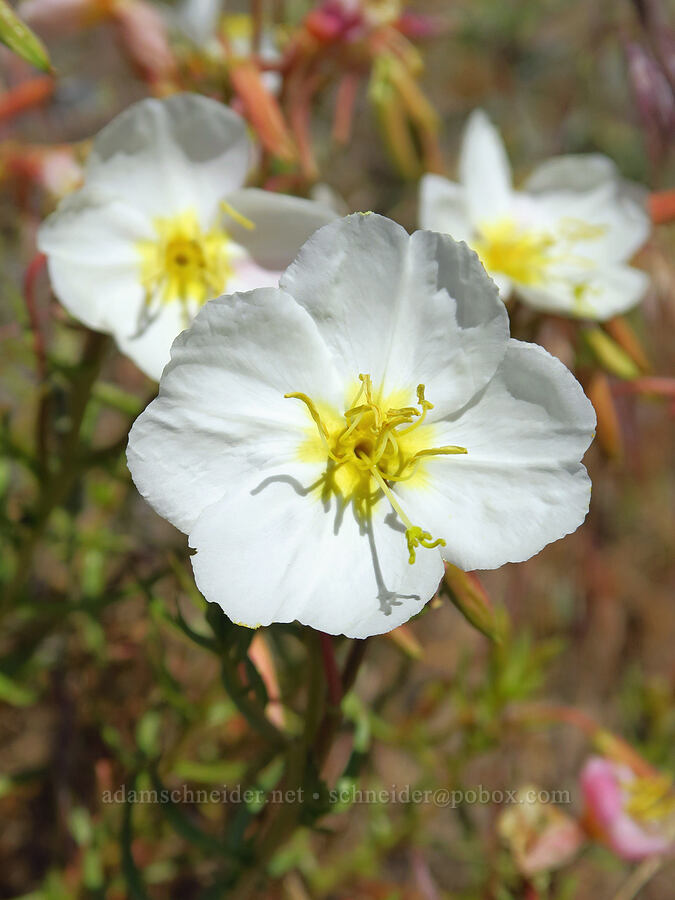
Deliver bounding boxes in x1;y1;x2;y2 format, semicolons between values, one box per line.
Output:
135;203;254;329
624;773;675;827
474;218;556;286
286;374;467;564
473;216;607;310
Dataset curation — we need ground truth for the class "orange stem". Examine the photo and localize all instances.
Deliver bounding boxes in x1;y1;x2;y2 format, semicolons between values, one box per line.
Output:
332;72;360;144
0;77;54;124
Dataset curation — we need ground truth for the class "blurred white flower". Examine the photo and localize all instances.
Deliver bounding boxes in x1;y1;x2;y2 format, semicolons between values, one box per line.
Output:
498;785;584;876
38;93;335;379
419;110;651;320
175;2;282;93
127;214;595;638
177;0;222;46
220;13;282;94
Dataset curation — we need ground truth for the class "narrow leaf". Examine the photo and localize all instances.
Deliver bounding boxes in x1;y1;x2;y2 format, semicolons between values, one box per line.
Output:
0;1;51;72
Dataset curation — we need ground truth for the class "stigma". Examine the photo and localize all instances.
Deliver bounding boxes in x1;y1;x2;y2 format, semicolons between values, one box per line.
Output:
286;374;467;565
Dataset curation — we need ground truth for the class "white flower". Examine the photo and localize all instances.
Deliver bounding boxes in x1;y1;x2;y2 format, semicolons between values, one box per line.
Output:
174;3;282;93
175;0;222;46
419;110;651;320
37;93;335;380
127;214;596;639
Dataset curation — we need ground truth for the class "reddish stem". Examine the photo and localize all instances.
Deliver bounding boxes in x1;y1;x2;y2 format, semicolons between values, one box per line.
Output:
613;376;675;398
649;190;675;224
318;632;342;708
332;72;360;144
23;253;48;382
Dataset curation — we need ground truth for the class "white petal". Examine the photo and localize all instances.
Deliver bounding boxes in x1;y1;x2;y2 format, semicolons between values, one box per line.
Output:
86;94;252;224
528;183;650;265
459;110;513;224
37;186;150;333
127;287;343;534
176;0;220;43
226;258;284;293
524;154;620;193
222;187;337;269
418;173;472;241
279;214;509;418
517;263;649;320
116;302;189;380
490;272;514;299
189;470;444;637
397;340;595;571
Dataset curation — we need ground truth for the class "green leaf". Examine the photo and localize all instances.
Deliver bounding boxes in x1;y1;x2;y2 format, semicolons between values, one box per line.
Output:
135;710;163;758
583;326;641;380
149;770;233;857
68;806;94;847
0;670;37;707
121;777;151;900
172;759;246;784
92;381;146;417
0;0;51;71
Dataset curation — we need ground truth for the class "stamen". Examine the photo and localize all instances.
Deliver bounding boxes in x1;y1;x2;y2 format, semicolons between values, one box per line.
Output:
135;209;233;326
287;375;465;565
475;216;607;287
220;200;256;231
410;445;468;462
397;384;432;434
284;392;339;461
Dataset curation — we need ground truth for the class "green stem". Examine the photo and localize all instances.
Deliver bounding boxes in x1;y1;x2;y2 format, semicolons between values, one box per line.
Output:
3;331;110;609
220;647;286;748
233;630;325;898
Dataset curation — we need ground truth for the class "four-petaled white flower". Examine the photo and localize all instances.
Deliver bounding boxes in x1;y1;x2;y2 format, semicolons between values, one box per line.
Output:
419;110;651;320
127;214;596;639
38;93;336;380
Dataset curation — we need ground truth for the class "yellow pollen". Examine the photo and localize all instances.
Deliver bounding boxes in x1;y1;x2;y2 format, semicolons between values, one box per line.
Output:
285;374;467;565
473;216;607;289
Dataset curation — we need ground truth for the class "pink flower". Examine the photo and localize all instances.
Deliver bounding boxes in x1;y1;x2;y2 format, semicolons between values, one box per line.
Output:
305;0;402;44
581;756;675;861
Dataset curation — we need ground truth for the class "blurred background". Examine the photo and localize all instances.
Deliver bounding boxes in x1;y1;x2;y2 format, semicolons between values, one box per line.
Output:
0;0;673;897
